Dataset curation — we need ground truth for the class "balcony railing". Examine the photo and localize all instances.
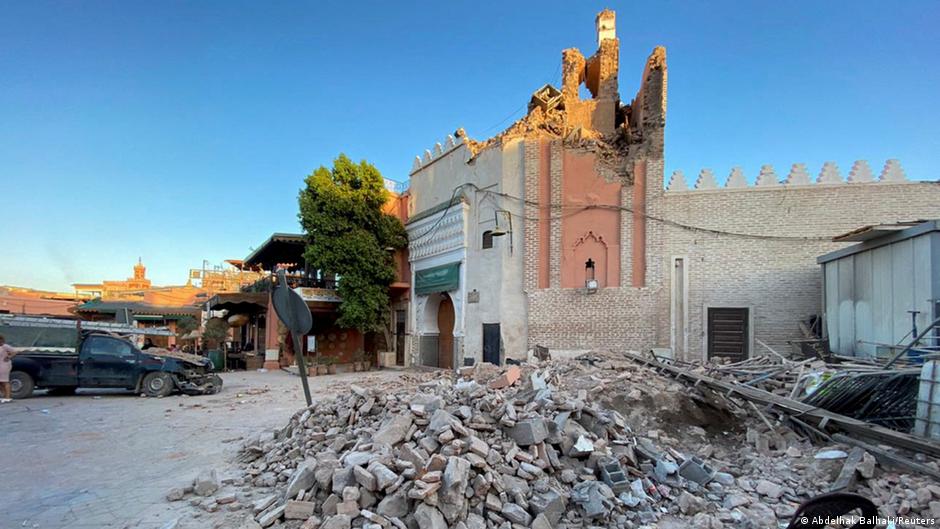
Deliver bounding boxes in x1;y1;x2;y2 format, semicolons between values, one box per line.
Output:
242;274;337;293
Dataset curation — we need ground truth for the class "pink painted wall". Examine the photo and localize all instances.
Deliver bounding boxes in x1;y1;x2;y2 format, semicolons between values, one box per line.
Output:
632;160;647;287
560;150;621;288
264;293;279;351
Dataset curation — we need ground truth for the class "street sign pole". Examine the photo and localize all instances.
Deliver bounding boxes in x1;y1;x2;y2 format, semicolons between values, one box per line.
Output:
293;331;312;406
272;269;314;406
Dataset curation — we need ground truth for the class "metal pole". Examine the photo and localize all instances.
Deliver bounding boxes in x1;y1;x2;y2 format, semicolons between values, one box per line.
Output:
885;316;940;369
293;332;312;406
910;310;921;340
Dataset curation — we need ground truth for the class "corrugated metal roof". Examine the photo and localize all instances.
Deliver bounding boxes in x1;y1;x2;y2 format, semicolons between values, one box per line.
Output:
818;219;940;264
831;221;925;242
243;232;306;270
74;299;200;317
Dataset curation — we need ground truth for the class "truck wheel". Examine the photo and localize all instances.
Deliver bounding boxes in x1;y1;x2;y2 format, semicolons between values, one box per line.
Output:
142;372;174;397
206;374;223;394
10;371;34;399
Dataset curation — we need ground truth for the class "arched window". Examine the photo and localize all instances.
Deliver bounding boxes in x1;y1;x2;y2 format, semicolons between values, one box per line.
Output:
482;230;494;249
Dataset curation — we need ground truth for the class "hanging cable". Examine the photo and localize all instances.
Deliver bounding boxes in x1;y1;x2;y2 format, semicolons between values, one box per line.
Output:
464;183;834;242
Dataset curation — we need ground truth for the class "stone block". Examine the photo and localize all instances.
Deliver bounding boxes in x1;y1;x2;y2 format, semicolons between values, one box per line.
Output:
501;502;532;526
321;515;352;529
286;460;318;500
414;504;447;529
489;366;521;389
374;414;414;446
285;500;316;519
509;419;548;446
355;465;378;491
257;504;286;528
377;491;410;518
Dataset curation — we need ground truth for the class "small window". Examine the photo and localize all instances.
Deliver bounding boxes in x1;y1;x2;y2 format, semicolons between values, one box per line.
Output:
86;336;135;359
482;230;494;249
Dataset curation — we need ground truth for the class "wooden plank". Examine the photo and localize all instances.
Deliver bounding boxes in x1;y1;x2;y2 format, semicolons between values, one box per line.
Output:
832;433;940;481
830;447;864;491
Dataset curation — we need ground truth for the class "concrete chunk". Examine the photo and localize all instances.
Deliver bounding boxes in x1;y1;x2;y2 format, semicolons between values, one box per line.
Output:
368;461;399;491
257;504;286;527
285;460;317;500
414;504;447;529
285;500;316;519
373;414;414;446
509;419;548;446
321;515;352;529
501;502;532;526
355;465;378;491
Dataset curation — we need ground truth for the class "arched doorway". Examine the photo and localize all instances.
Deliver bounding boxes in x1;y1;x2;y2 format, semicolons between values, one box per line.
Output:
437;294;454;369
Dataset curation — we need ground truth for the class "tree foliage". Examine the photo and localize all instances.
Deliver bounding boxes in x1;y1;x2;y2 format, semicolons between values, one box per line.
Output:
298;154;407;332
175;315;198;339
203;317;229;347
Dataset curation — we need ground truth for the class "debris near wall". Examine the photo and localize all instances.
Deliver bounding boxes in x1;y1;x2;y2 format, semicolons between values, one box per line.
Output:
669;343;925;434
166;352;940;529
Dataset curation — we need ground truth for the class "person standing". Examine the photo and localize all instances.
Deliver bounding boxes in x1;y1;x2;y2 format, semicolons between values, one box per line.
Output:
0;335;18;402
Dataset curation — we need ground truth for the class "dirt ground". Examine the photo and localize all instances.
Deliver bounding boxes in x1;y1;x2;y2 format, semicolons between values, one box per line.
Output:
0;368;414;529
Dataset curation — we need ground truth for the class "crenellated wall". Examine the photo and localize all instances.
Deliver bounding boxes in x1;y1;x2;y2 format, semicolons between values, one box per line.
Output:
526;152;940;361
406;134;528;366
654;160;940;360
666;159;908;191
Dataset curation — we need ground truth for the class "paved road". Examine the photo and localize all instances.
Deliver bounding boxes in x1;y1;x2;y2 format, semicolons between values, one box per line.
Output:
0;369;409;529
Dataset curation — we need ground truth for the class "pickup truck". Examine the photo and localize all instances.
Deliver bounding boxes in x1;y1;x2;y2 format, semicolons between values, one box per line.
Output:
3;316;222;399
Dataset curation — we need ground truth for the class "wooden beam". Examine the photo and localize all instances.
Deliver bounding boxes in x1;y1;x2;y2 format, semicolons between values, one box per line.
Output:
832;434;940;481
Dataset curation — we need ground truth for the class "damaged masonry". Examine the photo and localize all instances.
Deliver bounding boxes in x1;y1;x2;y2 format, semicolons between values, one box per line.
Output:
167;353;940;529
158;9;940;529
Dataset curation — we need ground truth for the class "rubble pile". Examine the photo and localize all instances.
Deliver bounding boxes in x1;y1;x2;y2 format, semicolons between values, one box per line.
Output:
169;352;940;529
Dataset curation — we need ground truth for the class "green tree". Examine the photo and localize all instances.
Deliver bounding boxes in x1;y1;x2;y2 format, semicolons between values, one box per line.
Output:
175;315;198;339
298;154;406;332
203;317;229;348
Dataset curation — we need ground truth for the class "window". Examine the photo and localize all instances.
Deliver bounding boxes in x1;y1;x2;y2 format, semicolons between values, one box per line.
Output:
482;230;494;249
85;336;136;359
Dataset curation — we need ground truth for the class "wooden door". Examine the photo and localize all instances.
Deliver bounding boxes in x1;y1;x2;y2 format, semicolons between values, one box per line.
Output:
395;310;406;365
707;307;749;361
483;323;500;365
437;295;454;369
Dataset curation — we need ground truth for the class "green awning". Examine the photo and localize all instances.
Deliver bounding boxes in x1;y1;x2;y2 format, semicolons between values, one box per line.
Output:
415;262;460;295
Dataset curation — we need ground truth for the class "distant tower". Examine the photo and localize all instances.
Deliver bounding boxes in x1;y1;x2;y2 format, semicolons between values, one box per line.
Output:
134;258;146;280
596;9;616;46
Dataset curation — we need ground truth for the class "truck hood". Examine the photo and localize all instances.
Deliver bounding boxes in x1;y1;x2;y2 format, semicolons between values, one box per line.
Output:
145;352;212;371
146;349;212;368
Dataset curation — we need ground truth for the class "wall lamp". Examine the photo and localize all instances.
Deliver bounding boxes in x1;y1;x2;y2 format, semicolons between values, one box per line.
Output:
491;209;513;254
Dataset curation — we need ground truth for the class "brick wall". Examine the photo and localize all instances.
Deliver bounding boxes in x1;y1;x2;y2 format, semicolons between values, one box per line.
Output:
658;180;940;359
525;147;940;360
526;147;669;354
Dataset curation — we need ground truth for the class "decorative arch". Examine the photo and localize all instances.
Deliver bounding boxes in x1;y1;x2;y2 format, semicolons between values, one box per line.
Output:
563;230;619;288
572;231;608;288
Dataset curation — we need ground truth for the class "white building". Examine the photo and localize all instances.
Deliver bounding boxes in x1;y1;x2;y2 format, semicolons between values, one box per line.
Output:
405;133;528;368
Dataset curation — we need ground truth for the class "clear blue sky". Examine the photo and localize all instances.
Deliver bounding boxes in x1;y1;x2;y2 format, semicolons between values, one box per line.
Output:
2;1;938;291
